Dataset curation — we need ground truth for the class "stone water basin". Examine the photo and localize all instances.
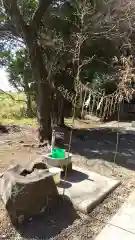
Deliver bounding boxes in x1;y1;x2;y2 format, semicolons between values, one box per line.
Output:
43;152;72;168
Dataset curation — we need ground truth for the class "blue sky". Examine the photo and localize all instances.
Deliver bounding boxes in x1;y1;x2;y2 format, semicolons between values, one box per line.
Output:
0;68;15;91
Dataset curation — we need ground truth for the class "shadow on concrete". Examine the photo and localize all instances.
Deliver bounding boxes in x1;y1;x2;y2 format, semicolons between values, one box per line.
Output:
14;196;80;240
63;169;88;183
57;170;88;189
67;127;135;171
58;180;72;189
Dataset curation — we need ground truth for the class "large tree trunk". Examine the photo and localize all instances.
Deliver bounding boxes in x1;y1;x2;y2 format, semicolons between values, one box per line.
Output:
51;93;65;149
51;93;65;128
26;93;33;118
36;81;52;143
26;36;52;142
26;38;65;142
24;83;33;118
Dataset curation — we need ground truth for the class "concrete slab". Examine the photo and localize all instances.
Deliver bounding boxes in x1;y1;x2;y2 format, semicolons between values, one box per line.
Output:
109;190;135;234
58;166;120;214
95;189;135;240
96;224;135;240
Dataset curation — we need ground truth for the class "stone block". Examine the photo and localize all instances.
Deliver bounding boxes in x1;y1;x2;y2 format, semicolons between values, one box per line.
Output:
58;166;120;214
0;163;58;225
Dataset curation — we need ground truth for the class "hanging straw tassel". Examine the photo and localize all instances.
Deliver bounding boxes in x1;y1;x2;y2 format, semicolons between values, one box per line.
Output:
110;96;114;116
106;97;111;119
102;97;109;120
99;93;105;118
81;88;88;118
87;92;92;114
113;95;118;114
96;95;101;116
91;94;96;115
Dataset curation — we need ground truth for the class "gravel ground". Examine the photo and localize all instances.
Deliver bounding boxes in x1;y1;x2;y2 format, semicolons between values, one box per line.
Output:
0;123;135;239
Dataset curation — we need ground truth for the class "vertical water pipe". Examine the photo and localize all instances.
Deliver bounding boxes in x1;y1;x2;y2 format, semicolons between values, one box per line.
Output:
51;130;56;155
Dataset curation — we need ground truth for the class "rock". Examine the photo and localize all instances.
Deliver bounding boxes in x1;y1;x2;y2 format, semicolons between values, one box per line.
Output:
0;163;58;225
0;165;25;178
0;125;8;133
26;156;47;172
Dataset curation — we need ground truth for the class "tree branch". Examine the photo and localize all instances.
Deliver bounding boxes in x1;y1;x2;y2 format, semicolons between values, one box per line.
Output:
0;89;26;103
0;20;19;38
30;0;53;31
78;55;95;71
3;0;27;36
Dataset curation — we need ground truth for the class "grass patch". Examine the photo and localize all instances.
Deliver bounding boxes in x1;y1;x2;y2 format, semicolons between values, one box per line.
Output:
0;91;72;127
64;118;73;125
0;117;37;126
0;92;37;126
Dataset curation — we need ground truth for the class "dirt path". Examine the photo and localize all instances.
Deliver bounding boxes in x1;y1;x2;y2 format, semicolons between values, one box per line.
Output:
0;122;135;239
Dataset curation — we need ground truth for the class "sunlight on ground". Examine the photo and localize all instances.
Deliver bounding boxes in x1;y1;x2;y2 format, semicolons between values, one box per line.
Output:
0;92;37;126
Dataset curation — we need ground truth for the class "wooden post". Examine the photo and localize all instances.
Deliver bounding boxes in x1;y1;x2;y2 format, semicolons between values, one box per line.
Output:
51;130;56;154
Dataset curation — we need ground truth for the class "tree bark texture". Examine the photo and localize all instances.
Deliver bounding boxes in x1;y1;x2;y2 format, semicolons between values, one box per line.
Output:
26;38;52;142
24;82;33;118
51;92;65;128
26;93;33;118
25;33;65;142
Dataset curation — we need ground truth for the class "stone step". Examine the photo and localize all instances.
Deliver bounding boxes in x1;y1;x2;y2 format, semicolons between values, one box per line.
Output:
58;166;120;214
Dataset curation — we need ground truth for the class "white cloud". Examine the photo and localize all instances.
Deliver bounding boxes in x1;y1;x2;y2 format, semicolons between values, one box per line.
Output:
0;68;16;92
